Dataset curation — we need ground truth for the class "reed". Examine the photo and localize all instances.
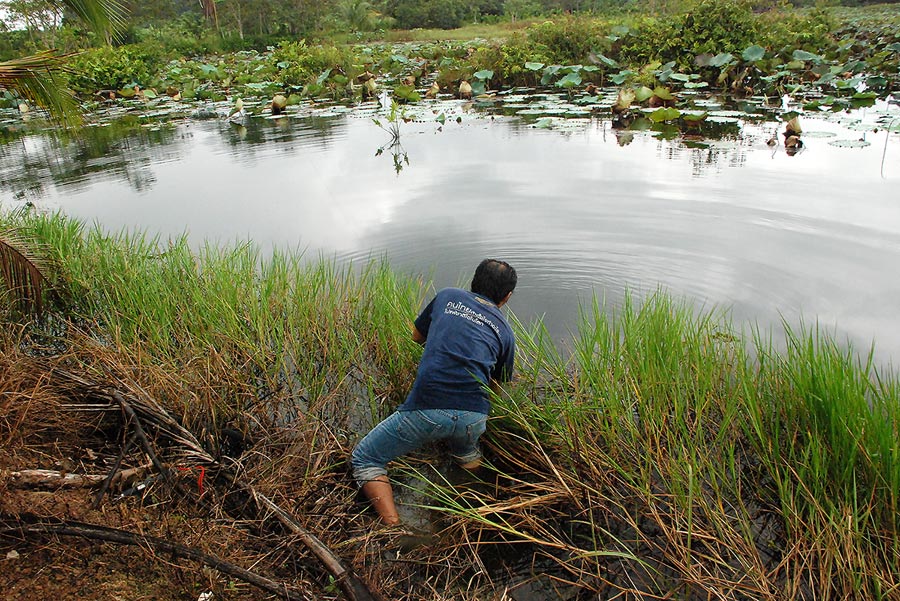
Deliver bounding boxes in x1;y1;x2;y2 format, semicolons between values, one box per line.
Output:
2;208;898;600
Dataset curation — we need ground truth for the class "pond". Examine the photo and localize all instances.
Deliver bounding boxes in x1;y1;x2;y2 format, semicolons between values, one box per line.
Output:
2;91;899;367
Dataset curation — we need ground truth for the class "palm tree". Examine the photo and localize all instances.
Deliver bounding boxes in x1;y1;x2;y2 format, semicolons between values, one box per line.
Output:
0;0;127;125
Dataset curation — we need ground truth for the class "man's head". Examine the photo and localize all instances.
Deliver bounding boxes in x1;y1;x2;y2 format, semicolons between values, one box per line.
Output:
471;259;517;306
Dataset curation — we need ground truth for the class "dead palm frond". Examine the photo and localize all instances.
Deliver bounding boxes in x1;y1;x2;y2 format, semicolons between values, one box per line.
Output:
0;229;49;316
0;51;80;126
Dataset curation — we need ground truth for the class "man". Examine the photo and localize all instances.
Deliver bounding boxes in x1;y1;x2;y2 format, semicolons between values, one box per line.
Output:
351;259;518;525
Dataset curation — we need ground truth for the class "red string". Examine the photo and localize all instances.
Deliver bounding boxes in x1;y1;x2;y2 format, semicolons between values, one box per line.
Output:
176;465;206;496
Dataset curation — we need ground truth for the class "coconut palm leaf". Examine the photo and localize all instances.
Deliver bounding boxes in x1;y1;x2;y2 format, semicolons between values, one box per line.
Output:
0;51;80;126
0;229;49;316
49;0;128;40
0;0;127;122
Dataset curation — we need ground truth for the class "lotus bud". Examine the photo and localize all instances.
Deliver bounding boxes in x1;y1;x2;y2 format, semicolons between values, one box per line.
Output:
363;77;378;99
612;88;636;114
459;81;472;99
425;82;440;99
272;94;288;115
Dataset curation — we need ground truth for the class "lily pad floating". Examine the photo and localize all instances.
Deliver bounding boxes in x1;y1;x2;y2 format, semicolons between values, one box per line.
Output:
800;131;837;138
828;139;871;148
532;117;555;129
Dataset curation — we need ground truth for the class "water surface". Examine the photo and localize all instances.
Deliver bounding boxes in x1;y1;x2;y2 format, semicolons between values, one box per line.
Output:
2;96;898;365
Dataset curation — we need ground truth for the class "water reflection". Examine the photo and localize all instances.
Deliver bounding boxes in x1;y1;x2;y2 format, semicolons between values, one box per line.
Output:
0;116;181;199
0;101;898;366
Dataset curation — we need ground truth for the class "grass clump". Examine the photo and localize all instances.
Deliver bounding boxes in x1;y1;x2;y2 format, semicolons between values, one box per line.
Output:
2;208;899;600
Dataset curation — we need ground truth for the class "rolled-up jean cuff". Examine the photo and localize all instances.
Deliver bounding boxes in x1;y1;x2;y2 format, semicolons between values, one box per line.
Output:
450;448;482;465
353;466;388;486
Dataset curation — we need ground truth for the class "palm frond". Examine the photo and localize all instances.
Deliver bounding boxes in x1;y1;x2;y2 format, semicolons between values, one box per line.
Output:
0;51;81;126
0;229;49;316
50;0;128;39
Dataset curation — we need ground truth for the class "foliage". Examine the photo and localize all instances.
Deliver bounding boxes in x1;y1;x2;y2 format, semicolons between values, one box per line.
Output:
340;0;376;31
271;40;359;92
383;0;474;29
127;15;220;57
67;43;162;92
526;14;609;63
0;0;127;123
469;34;552;86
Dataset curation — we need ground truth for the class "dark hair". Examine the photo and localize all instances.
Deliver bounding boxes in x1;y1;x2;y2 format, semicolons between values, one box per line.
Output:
471;259;517;305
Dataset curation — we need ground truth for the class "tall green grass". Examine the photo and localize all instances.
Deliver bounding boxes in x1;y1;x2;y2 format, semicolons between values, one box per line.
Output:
3;208;899;599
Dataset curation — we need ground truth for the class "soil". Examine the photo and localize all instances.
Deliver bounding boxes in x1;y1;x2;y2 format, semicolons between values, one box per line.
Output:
0;483;273;601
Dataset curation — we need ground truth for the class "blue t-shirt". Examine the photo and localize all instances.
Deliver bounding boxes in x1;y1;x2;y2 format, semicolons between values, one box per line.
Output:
399;288;515;415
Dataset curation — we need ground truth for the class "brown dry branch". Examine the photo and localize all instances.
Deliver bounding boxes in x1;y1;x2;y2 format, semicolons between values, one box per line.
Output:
43;364;385;601
0;515;309;601
3;466;146;489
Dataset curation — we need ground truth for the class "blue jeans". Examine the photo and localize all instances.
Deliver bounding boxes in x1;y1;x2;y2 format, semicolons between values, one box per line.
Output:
351;409;488;485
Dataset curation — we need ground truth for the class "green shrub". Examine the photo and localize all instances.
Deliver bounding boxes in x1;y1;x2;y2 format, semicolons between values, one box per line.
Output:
525;16;609;64
272;41;359;91
613;15;682;67
385;0;470;29
759;7;838;60
131;17;220;57
68;44;164;93
470;34;552;86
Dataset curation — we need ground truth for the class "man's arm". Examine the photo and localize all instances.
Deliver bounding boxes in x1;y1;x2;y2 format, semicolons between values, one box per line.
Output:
412;325;426;345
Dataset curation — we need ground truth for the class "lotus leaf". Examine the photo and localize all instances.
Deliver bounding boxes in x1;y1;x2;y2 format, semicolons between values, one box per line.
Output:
888;43;900;53
742;45;766;62
792;50;822;62
708;53;735;68
524;62;545;71
684;82;708;89
681;111;707;123
316;69;332;86
610;71;635;85
591;52;618;68
649;107;681;122
653;87;674;101
634;87;654;103
474;70;494;81
541;66;562;86
556;73;583;88
669;73;691;82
